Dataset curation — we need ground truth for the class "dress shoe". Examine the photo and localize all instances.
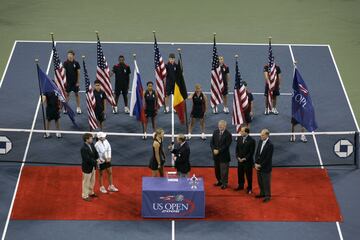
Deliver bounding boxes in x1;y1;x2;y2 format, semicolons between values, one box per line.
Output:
263;198;271;203
214;182;222;187
234;186;244;191
247;190;253;194
221;185;227;190
255;195;265;198
89;193;98;198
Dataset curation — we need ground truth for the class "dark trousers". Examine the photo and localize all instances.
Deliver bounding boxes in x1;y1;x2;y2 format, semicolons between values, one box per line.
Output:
214;160;229;186
237;163;253;190
257;171;271;198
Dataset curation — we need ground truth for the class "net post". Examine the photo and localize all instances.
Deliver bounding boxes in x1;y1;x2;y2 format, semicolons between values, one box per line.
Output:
355;131;359;169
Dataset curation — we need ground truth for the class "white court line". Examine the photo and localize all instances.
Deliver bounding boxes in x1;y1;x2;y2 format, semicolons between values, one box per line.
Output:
172;220;175;240
0;128;355;137
327;46;360;132
290;44;345;240
0;42;17;89
14;39;329;47
0;46;54;240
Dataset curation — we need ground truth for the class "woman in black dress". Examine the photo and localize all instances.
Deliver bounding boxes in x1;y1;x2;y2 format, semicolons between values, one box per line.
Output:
143;81;158;140
149;128;165;177
42;92;61;138
188;84;207;140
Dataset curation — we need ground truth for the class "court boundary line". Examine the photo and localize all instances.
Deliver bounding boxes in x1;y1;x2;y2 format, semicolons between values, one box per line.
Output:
14;40;329;47
327;46;359;132
289;44;344;240
0;47;54;240
0;42;17;89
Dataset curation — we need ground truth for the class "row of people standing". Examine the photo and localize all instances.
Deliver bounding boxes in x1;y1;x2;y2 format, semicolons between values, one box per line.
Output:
150;120;274;203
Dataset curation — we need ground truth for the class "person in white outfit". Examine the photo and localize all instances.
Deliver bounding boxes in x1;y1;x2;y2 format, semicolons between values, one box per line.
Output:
95;132;118;193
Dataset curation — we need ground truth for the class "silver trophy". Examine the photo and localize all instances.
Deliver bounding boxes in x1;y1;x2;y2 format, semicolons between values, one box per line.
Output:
189;174;199;189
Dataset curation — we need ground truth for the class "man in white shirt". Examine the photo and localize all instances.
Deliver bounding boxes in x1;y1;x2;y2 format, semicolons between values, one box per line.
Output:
95;132;118;193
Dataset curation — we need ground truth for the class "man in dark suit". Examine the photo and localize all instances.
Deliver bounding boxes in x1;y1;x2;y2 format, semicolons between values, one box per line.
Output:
235;126;256;194
171;134;191;177
81;133;100;201
255;129;274;202
210;120;232;189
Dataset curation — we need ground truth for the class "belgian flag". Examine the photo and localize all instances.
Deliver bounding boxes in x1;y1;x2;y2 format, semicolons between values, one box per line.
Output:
173;59;188;124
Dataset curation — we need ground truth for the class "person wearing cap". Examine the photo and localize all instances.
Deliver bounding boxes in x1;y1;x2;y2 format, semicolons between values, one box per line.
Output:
110;55;131;114
94;132;118;193
164;53;179;113
63;50;82;114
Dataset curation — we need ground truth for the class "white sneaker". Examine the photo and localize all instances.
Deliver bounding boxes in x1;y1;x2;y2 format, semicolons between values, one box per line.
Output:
201;133;206;140
142;132;147;140
223;107;229;114
76;107;82;114
290;135;296;142
264;108;269;115
165;106;170;113
272;108;279;115
100;186;107;193
187;133;192;140
63;108;67;114
124;106;130;114
112;106;118;114
108;185;118;192
44;133;50;138
213;106;218;114
56;132;62;138
301;135;308;143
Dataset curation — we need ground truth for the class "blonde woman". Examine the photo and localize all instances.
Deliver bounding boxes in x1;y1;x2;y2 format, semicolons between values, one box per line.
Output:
188;84;207;140
149;128;166;177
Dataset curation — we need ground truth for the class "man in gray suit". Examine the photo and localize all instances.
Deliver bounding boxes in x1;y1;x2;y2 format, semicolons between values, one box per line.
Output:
255;129;274;203
210;120;232;189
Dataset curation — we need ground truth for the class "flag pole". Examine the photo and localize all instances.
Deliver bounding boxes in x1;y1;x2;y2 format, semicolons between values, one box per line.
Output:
35;59;47;135
133;53;145;135
234;54;240;133
82;55;91;132
177;48;189;133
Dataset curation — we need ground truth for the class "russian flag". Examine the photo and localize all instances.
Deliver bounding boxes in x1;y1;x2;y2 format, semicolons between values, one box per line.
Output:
129;59;146;123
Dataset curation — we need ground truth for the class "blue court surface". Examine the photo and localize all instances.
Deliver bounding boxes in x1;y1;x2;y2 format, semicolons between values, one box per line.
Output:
0;41;359;240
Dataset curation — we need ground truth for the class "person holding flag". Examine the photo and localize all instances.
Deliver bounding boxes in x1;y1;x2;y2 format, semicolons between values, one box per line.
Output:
63;50;82;114
219;56;230;114
264;37;281;115
164;53;179;113
210;33;224;114
291;64;318;141
36;61;78;133
93;79;107;130
129;54;146;138
153;31;167;111
42;91;62;139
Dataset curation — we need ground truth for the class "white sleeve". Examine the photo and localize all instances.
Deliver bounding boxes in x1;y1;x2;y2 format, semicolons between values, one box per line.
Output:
95;142;105;160
104;140;112;159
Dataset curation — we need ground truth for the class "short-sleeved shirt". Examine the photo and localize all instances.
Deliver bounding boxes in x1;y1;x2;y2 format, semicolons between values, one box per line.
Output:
165;62;179;93
45;92;60;110
93;89;106;113
264;65;281;87
63;60;80;86
112;63;131;89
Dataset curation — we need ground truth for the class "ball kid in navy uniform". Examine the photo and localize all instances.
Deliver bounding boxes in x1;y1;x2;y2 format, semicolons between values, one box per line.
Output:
242;81;254;128
143;81;158;140
93;79;106;130
263;63;282;115
110;55;131;114
164;53;179;113
42;91;62;138
63;50;82;114
218;56;230;114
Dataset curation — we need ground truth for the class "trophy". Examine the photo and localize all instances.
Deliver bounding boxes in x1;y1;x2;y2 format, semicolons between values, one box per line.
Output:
189;174;199;189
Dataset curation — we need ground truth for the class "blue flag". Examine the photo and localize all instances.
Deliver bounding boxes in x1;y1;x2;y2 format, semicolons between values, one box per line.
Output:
37;65;78;128
292;68;318;132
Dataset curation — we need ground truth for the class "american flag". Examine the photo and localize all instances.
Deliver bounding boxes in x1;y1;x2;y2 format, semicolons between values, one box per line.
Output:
154;36;166;108
96;35;116;106
51;40;67;98
83;59;99;130
266;39;277;110
232;58;248;132
210;36;224;108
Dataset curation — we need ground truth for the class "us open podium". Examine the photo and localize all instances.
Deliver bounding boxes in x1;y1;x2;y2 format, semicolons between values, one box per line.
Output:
141;177;205;218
